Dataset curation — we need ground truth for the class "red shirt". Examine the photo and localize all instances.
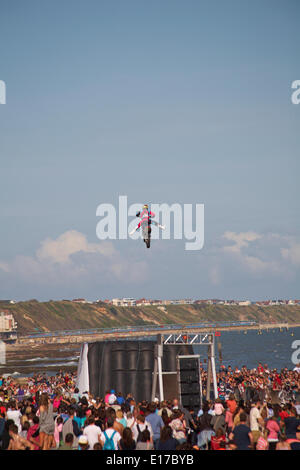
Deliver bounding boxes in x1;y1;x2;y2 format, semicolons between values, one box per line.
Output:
27;424;40;450
279;411;290;420
137;210;155;228
211;435;226;450
275;375;282;386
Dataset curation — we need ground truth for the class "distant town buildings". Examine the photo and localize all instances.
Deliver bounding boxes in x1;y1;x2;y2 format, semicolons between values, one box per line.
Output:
112;298;136;307
72;298;93;304
82;298;300;307
0;312;17;332
255;299;300;306
238;300;252;306
1;298;298;310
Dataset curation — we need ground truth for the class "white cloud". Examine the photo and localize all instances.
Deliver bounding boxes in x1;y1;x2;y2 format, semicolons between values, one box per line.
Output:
36;230;116;264
281;242;300;266
242;255;277;273
0;230;149;287
222;231;262;254
220;231;300;275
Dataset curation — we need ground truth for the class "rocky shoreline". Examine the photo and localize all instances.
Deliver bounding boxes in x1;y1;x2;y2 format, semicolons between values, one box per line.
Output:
1;342;81;376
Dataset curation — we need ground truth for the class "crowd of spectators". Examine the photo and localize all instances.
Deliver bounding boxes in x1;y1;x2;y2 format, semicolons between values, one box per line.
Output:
0;363;299;451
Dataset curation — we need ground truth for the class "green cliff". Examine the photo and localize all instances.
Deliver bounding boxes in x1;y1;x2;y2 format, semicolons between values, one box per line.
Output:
1;300;300;335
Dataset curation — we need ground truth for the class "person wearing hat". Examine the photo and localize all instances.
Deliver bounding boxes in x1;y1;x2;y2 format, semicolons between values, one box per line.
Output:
78;434;89;450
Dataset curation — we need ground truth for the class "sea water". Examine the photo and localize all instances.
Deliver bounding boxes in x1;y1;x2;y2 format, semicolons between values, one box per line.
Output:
193;326;300;370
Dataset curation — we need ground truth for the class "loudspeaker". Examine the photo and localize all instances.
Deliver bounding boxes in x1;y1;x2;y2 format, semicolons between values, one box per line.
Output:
180;371;196;383
181;382;199;394
178;356;201;411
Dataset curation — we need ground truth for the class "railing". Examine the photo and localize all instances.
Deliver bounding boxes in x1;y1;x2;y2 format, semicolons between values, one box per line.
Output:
19;321;258;339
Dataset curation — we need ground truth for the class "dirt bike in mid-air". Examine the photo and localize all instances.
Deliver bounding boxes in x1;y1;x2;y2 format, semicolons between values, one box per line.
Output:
129;204;165;248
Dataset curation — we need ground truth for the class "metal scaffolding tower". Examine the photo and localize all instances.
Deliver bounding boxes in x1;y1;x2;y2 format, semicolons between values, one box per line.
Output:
151;332;218;403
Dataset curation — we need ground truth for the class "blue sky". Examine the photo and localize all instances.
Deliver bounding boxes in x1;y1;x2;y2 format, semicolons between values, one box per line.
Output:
0;0;299;301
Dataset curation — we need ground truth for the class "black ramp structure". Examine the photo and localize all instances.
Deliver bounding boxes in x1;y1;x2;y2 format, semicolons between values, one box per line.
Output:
88;341;154;402
86;340;193;403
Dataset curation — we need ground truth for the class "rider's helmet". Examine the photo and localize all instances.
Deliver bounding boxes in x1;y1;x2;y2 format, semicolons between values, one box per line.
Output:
143;204;148;210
